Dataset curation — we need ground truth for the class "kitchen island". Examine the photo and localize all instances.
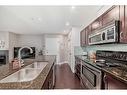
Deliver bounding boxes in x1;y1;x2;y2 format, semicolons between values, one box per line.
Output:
0;55;56;89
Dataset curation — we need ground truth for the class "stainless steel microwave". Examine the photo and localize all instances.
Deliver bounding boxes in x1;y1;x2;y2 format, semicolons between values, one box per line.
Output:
88;20;120;45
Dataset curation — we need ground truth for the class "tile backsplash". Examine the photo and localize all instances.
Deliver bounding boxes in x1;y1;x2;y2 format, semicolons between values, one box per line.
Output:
74;44;127;55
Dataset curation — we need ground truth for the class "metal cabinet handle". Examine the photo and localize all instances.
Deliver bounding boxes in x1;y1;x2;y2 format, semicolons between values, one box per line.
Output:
48;81;52;89
103;75;108;89
120;32;123;39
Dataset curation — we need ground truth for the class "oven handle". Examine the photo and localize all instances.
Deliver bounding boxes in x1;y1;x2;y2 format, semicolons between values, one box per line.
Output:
84;64;101;74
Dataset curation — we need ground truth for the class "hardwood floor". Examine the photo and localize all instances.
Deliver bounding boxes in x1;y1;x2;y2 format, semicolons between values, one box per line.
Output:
54;63;82;89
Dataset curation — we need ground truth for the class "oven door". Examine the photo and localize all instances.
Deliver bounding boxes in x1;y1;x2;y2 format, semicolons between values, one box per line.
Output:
81;62;102;89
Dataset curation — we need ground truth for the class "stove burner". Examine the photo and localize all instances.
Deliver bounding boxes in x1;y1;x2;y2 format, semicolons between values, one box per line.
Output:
96;62;107;67
106;63;119;67
96;62;119;67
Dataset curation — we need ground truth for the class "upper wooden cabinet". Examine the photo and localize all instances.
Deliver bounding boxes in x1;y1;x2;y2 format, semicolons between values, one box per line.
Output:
102;6;120;26
80;29;86;47
85;26;91;45
80;5;127;46
80;26;90;46
91;17;102;32
119;6;126;43
123;6;127;43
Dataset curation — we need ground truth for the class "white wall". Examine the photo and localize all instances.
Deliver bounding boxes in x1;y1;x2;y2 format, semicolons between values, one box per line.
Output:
0;32;19;62
18;34;44;56
0;31;9;50
70;28;81;72
59;35;68;63
8;32;19;62
59;27;81;72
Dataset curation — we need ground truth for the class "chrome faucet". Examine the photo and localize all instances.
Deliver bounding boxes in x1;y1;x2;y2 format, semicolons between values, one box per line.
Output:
18;46;33;66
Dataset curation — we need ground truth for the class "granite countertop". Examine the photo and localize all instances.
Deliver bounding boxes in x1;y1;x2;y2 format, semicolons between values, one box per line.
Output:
75;55;102;70
0;55;56;89
75;55;127;84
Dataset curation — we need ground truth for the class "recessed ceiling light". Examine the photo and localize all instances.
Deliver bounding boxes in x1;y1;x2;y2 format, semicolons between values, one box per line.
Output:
71;6;76;10
66;22;70;26
63;30;66;33
38;17;42;21
31;17;42;21
63;30;68;34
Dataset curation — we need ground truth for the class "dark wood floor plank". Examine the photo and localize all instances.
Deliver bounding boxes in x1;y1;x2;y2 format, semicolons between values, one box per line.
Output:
54;63;82;89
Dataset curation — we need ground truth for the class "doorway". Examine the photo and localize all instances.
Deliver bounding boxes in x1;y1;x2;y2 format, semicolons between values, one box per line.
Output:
45;36;60;64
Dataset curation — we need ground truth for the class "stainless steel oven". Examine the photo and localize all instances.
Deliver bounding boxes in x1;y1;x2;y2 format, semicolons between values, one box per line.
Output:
81;61;102;89
89;20;120;45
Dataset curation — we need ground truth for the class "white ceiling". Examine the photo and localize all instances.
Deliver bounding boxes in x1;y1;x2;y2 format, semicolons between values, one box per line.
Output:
0;6;109;34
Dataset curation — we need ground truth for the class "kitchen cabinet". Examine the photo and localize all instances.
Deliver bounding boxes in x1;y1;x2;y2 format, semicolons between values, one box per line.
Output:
91;17;102;32
80;29;86;46
122;5;127;43
80;5;127;46
102;6;120;26
119;5;125;43
75;57;82;79
41;63;55;89
118;5;127;43
80;26;90;46
85;26;91;45
103;73;127;89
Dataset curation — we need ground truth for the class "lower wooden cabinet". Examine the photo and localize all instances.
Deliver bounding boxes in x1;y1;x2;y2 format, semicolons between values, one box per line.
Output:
103;73;127;89
75;57;81;79
41;63;55;89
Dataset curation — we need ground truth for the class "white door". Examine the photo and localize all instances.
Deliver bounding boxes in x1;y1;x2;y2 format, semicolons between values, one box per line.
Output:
45;37;60;63
45;37;59;55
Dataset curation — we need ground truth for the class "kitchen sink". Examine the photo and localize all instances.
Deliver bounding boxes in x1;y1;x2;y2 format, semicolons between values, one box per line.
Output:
25;62;48;69
0;62;48;83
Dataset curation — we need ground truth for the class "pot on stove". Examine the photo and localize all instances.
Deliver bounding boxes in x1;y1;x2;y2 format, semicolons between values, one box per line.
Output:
95;59;107;67
95;59;105;63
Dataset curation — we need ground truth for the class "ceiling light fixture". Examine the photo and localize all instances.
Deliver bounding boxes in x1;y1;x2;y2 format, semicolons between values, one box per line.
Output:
66;22;70;26
71;6;76;10
38;17;42;21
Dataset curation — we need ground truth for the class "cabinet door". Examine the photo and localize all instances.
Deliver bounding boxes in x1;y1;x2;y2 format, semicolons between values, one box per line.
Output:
85;27;89;45
80;29;86;46
85;25;92;45
91;17;102;32
123;5;127;43
102;6;120;26
104;74;127;89
75;57;81;79
41;66;54;89
80;30;83;47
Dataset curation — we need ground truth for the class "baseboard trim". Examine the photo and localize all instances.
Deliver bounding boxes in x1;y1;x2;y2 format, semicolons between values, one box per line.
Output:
57;61;69;64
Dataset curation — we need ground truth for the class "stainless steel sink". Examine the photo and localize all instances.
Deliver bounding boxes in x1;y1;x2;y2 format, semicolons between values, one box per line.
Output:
25;62;48;69
0;62;48;83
